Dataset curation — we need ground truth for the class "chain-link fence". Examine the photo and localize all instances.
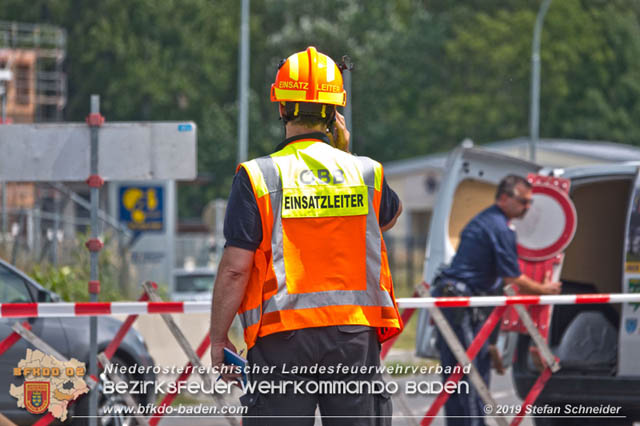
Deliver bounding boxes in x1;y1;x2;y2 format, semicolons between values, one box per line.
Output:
385;234;428;295
0;182;137;300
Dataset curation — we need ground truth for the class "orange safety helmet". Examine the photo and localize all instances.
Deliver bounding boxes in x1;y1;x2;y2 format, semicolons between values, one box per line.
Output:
271;46;347;107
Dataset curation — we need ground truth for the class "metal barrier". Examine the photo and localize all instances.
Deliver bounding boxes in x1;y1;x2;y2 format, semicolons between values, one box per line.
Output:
140;282;239;426
0;282;239;425
383;284;635;426
0;288;149;425
2;290;639;424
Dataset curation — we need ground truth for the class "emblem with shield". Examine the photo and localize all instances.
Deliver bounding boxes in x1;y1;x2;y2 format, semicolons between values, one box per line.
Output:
24;382;50;414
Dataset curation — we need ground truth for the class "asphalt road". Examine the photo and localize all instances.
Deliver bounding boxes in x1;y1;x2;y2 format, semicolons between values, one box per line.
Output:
157;367;532;426
389;369;533;426
130;313;533;426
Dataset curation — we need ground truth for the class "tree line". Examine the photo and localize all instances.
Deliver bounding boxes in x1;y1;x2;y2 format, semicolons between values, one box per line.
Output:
2;0;639;218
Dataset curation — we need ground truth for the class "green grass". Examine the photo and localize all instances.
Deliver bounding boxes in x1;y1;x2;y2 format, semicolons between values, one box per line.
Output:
393;317;418;351
383;359;440;376
390;278;422;351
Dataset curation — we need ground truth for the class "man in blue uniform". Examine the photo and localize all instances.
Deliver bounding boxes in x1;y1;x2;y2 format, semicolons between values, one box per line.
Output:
433;174;562;426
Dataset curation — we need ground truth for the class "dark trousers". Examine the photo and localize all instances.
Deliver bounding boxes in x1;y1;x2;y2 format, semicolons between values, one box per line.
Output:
241;325;392;426
437;307;491;426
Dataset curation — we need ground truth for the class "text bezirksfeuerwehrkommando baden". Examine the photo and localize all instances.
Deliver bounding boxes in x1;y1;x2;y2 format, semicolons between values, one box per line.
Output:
103;377;469;396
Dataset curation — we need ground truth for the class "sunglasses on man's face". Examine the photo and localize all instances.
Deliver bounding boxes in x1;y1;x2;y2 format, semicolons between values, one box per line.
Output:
510;194;533;206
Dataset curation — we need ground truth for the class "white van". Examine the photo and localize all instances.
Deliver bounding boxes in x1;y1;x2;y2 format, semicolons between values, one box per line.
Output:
416;145;640;424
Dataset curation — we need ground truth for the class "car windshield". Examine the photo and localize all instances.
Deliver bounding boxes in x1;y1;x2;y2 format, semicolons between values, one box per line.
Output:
175;274;214;293
0;264;33;303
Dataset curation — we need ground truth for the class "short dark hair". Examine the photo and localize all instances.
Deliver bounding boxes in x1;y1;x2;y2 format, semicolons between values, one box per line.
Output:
281;102;336;128
287;114;329;129
495;174;531;200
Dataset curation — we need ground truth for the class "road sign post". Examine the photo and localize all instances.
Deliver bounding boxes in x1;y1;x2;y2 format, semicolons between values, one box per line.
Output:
0;95;197;423
87;95;101;426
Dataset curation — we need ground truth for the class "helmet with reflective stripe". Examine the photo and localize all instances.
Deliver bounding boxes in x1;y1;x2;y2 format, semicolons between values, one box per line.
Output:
271;46;347;107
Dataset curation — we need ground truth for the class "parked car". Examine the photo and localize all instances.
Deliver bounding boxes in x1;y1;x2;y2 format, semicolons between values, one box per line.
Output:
171;267;216;301
416;146;640;425
0;257;156;425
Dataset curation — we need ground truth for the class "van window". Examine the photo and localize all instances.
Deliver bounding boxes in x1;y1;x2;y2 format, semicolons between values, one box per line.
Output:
448;179;496;249
0;265;33;303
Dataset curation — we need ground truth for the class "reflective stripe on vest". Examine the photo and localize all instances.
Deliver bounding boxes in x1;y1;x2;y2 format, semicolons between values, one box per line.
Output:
239;305;261;329
239;140;394;333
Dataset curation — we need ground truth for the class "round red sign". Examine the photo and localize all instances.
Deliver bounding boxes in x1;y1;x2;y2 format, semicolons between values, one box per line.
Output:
513;184;577;261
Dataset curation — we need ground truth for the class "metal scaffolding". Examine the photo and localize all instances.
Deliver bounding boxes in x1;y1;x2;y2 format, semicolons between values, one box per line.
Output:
0;20;67;123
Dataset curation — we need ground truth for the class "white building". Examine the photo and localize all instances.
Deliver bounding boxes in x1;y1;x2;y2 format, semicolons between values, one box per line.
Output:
382;138;640;288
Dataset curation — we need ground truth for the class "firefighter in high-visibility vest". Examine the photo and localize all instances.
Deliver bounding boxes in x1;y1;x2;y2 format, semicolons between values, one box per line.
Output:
210;46;403;425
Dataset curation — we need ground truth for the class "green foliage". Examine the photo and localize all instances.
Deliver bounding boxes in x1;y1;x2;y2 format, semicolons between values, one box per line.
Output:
26;231;128;302
29;263;120;302
2;0;640;219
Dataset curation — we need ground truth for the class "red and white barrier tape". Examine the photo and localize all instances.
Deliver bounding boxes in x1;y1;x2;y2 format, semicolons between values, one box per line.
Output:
0;301;196;318
397;293;638;308
1;293;639;318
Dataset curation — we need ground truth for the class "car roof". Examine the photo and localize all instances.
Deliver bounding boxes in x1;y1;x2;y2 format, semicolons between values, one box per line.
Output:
173;267;216;276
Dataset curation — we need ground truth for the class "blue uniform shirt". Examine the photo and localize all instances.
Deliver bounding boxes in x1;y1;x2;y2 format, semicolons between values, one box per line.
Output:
440;204;521;293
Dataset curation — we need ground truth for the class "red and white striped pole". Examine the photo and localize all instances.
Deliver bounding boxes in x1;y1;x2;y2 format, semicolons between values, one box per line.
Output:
1;293;639;318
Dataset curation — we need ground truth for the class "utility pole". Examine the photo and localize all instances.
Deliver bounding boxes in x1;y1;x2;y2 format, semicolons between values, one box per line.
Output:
237;0;250;164
0;70;11;245
88;95;101;426
529;0;552;162
0;81;6;123
344;70;352;149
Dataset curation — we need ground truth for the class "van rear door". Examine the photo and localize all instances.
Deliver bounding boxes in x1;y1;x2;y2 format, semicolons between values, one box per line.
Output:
619;165;640;376
554;164;638;375
415;146;540;358
421;146;541;284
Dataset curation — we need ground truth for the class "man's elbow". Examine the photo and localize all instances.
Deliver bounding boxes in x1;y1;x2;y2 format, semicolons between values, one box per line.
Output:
218;246;254;282
381;201;403;232
220;257;253;282
222;265;251;281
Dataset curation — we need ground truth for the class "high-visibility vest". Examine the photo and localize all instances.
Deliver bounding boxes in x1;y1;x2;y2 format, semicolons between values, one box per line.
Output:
237;137;402;349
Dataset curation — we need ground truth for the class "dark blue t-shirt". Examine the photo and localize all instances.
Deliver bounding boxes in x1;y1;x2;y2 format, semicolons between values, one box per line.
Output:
440;204;521;293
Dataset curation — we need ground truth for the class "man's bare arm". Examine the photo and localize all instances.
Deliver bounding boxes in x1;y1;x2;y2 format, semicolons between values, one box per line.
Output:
504;270;561;295
209;246;254;376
